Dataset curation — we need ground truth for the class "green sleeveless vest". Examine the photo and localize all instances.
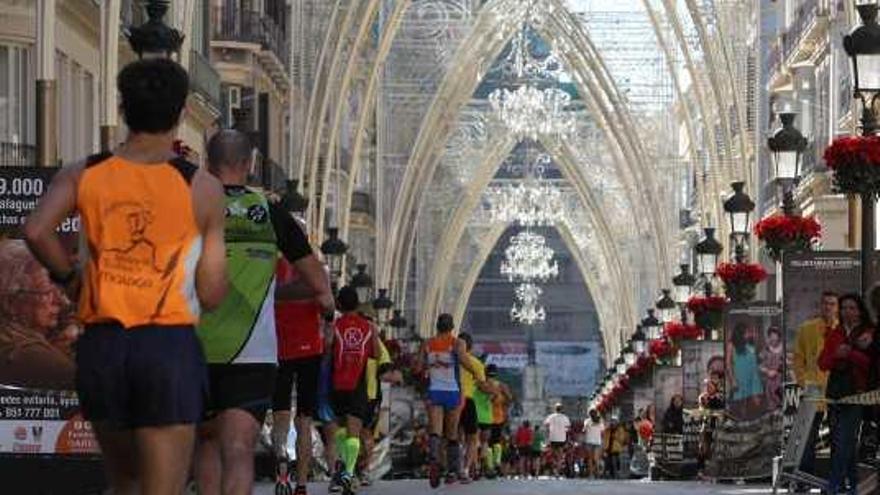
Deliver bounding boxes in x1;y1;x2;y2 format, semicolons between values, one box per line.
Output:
197;188;278;364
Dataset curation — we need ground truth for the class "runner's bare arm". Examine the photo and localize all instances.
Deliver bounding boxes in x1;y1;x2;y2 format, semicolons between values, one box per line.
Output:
24;163;83;279
455;339;479;375
294;254;335;313
192;170;228;310
370;323;381;359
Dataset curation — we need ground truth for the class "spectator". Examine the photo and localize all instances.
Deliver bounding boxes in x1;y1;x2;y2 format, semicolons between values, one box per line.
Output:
662;395;684;434
582;409;604;478
819;293;873;495
514;420;533;478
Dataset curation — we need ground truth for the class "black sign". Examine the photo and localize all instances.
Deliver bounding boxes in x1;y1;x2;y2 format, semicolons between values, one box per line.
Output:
0;167;79;237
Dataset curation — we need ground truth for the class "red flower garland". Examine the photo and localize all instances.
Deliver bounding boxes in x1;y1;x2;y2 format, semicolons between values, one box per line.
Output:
716;262;768;285
663;321;702;340
649;338;672;358
754;214;821;242
823;135;880;171
686;295;727;314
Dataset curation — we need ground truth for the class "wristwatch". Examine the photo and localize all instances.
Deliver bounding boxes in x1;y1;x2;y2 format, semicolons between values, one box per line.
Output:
49;268;78;287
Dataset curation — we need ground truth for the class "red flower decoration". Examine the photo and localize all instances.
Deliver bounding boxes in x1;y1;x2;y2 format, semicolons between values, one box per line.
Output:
823;135;880;197
663;321;702;341
686;295;727;314
649;338;672;358
715;262;768;285
754;214;821;261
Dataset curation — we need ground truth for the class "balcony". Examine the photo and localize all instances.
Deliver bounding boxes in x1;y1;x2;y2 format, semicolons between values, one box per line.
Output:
0;143;36;167
211;7;290;81
188;50;222;111
779;0;827;66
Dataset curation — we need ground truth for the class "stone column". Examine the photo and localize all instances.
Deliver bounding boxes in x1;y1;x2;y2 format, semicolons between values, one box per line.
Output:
36;0;57;167
100;0;121;150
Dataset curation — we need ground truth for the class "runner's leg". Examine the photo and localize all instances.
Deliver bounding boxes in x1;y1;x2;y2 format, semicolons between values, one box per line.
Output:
137;424;196;495
217;408;261;495
194;419;222;495
295;415;314;484
93;424;138;495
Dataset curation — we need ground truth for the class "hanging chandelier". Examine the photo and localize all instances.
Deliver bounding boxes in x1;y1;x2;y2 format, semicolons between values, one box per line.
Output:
487;20;574;141
510;283;546;325
487;180;565;227
500;231;558;282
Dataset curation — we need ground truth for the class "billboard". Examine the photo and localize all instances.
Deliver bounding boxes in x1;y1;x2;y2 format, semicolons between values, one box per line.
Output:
534;341;601;397
781;252;859;384
681;340;724;408
654;365;682;429
724;303;783;421
0;167;94;455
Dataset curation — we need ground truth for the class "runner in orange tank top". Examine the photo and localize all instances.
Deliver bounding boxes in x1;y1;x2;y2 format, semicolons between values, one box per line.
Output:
24;59;228;495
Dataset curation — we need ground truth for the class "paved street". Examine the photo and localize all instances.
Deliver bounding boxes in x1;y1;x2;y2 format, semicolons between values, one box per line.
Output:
255;479;775;494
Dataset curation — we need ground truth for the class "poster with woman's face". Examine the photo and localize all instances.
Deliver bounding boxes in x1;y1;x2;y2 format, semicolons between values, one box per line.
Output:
724;303;782;422
681;340;724;408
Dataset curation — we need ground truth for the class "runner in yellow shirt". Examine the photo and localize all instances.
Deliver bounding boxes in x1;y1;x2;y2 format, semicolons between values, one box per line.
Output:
358;334;400;485
457;333;488;482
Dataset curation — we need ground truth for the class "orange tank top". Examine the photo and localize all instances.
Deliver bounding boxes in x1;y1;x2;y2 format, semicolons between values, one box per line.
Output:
76;153;202;328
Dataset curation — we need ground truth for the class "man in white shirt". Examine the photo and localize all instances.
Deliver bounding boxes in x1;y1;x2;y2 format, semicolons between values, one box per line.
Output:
543;403;571;476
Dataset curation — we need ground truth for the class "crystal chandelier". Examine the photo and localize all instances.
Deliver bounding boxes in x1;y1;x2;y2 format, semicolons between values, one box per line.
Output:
488;86;574;141
500;231;558;282
510;283;546;325
487;180;565;227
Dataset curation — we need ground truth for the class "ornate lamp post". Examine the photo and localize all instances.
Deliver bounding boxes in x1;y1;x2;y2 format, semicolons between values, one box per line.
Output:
389;309;408;342
655;289;677;323
723;182;755;260
622;342;636;366
767;112;807;214
694;228;723;294
350;264;374;304
126;0;185;59
844;4;880;295
631;325;647;356
672;264;696;321
614;356;627;377
320;228;348;287
641;309;662;340
372;288;393;331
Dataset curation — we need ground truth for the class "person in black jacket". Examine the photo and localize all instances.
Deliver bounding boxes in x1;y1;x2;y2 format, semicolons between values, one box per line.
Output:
661;395;684;434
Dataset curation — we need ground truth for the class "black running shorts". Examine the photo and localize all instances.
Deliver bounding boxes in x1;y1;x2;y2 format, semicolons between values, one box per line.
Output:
205;363;277;424
75;323;208;428
460;398;478;435
272;355;321;417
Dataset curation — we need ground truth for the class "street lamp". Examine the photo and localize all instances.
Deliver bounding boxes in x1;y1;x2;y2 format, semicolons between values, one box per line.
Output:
844;3;880;295
281;179;309;215
631;325;647;356
350;264;374;304
320;228;348;283
126;0;185;59
767;112;808;214
723;182;755;250
641;309;662;340
844;2;880;134
372;288;393;328
694;228;723;278
672;264;696;305
655;289;677;323
389;309;408;341
614;357;627;376
622;342;636;366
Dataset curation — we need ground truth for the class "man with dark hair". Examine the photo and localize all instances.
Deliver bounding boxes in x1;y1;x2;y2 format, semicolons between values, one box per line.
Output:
327;286;381;495
24;58;228;495
457;331;488;482
194;129;334;495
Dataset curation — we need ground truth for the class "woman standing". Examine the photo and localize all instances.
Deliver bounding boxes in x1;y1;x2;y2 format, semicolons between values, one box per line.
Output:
661;395;684;434
726;322;764;415
819;293;873;495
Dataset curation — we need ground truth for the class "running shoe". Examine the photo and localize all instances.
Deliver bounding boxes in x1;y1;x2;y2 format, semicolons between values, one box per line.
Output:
428;462;441;488
340;473;355;495
444;471;458;485
328;471;343;493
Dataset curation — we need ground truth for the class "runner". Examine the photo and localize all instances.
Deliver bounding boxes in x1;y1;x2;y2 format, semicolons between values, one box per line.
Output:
582;409;605;478
456;332;488;483
329;286;381;495
191;130;333;495
24;58;228;494
270;226;334;495
420;313;479;487
530;423;545;477
543;403;571;476
514;420;533;478
357;329;399;486
489;368;513;478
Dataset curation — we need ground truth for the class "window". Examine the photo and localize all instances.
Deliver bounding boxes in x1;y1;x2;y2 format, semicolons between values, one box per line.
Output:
0;44;35;146
55;51;96;164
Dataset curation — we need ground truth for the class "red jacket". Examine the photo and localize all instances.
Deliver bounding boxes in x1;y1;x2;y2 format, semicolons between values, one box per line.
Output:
818;325;872;398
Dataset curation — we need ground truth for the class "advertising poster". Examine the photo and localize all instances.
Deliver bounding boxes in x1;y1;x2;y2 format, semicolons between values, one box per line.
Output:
654;365;682;430
782;252;859;384
681;340;724;408
0;167;95;455
472;341;528;369
704;411;783;479
724;303;783;422
534;341;600;397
